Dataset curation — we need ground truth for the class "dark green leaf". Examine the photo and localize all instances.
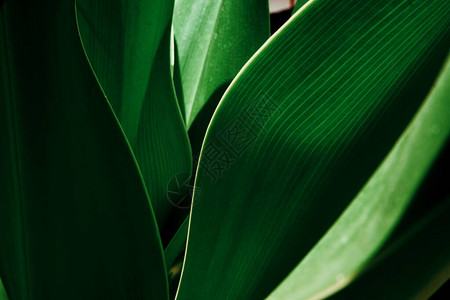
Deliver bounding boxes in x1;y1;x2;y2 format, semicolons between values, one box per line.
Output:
165;217;189;298
329;197;450;300
0;278;8;300
165;217;189;275
76;0;192;228
0;1;167;299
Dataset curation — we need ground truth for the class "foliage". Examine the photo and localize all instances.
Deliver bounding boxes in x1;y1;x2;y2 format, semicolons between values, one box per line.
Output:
0;0;449;299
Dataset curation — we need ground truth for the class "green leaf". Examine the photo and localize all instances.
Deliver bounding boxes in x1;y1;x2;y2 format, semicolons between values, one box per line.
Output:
134;25;192;232
173;0;270;129
176;0;450;299
165;217;189;275
165;217;189;298
0;278;8;300
329;197;450;300
76;0;192;228
76;0;170;143
0;1;167;299
267;53;450;300
292;0;311;14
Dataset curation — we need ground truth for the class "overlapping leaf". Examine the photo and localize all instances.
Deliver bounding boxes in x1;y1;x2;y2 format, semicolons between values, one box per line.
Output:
76;0;191;229
330;197;450;300
169;0;271;249
0;1;167;299
173;0;270;129
176;0;450;299
268;54;450;300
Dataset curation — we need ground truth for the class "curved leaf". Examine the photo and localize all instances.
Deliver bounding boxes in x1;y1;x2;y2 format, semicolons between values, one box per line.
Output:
330;197;450;300
173;0;270;128
268;53;450;300
0;1;167;299
292;0;310;14
76;0;170;143
76;0;192;228
134;25;192;232
176;0;450;299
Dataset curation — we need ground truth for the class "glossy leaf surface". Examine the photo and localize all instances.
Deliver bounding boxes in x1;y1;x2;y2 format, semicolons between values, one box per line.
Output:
268;54;450;300
176;0;450;298
173;0;270;128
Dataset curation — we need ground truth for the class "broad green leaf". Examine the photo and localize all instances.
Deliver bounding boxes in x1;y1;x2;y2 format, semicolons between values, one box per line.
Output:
76;0;192;227
0;1;167;299
173;0;270;129
329;197;450;300
268;53;450;300
0;278;8;300
134;25;192;232
76;0;169;143
176;0;450;299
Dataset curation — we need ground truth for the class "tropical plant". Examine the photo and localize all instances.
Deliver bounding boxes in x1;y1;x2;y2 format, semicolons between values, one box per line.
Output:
0;0;449;299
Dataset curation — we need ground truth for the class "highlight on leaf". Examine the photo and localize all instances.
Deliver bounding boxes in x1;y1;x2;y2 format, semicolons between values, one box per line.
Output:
0;0;448;299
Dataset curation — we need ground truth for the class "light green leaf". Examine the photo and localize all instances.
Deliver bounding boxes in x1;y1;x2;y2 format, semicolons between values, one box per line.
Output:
0;1;167;299
268;53;450;300
173;0;270;129
329;197;450;300
76;0;192;227
176;0;450;299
